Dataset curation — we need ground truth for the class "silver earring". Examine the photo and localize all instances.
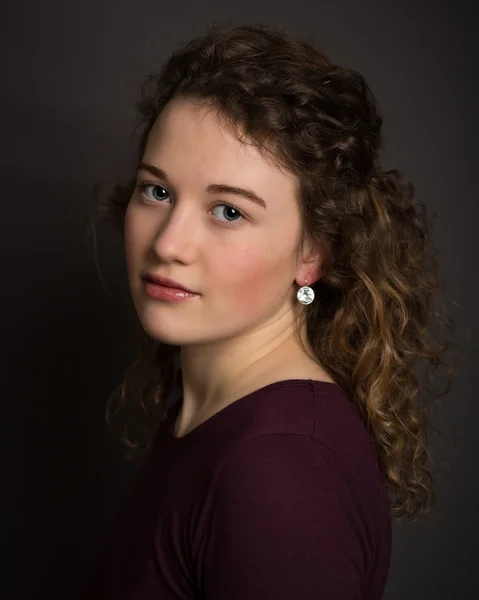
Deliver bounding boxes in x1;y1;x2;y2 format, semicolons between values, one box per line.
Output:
297;279;315;305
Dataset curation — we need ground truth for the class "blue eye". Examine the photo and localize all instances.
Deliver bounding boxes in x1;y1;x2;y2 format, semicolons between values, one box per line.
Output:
136;182;247;227
138;183;170;202
211;204;246;224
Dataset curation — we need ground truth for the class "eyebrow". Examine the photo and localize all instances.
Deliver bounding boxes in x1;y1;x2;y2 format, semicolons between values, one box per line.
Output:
137;161;267;209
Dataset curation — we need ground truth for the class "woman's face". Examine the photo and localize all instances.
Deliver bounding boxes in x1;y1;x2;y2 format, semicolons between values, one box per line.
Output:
124;96;311;348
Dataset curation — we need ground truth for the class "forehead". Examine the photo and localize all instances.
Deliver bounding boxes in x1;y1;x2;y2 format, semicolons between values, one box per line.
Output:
143;97;298;202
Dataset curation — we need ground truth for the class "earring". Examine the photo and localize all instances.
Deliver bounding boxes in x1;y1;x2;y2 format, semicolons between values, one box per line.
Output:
297;279;315;305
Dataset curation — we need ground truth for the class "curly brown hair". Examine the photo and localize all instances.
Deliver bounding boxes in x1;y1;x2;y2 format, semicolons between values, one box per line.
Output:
88;22;460;522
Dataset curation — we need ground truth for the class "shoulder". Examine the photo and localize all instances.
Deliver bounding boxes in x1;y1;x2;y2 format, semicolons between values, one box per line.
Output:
211;379;389;519
211;431;347;505
200;428;390;597
194;381;391;597
231;378;380;473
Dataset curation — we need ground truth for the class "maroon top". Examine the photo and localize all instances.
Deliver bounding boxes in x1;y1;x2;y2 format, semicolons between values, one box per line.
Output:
83;379;392;599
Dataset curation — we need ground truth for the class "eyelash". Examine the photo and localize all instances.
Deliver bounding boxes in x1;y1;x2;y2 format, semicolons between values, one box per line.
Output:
136;181;248;227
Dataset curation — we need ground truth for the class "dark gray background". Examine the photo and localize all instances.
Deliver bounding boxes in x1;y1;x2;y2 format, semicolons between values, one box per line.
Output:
1;1;476;598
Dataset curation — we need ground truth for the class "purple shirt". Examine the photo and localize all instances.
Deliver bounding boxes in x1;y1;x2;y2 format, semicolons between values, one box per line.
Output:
84;379;391;599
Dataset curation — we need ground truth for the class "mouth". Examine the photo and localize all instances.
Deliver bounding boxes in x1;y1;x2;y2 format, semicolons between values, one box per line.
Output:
142;272;199;294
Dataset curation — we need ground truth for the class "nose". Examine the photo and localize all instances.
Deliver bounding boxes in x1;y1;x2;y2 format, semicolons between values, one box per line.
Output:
150;204;199;264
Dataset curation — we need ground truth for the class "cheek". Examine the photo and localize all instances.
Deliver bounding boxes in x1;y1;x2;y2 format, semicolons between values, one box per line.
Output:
217;244;285;313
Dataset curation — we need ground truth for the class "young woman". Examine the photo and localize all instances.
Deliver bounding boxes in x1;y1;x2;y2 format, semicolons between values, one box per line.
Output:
85;22;455;599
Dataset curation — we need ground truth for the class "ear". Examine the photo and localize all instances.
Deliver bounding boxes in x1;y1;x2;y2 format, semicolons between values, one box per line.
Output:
295;238;324;287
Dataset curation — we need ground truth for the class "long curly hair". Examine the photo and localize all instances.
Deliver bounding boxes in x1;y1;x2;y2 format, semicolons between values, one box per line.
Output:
89;22;459;522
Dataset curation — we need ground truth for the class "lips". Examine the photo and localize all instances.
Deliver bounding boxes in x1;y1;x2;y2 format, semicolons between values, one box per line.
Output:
142;273;198;294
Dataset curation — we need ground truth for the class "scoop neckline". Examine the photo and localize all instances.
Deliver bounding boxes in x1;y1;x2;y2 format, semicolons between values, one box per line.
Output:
166;378;340;442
